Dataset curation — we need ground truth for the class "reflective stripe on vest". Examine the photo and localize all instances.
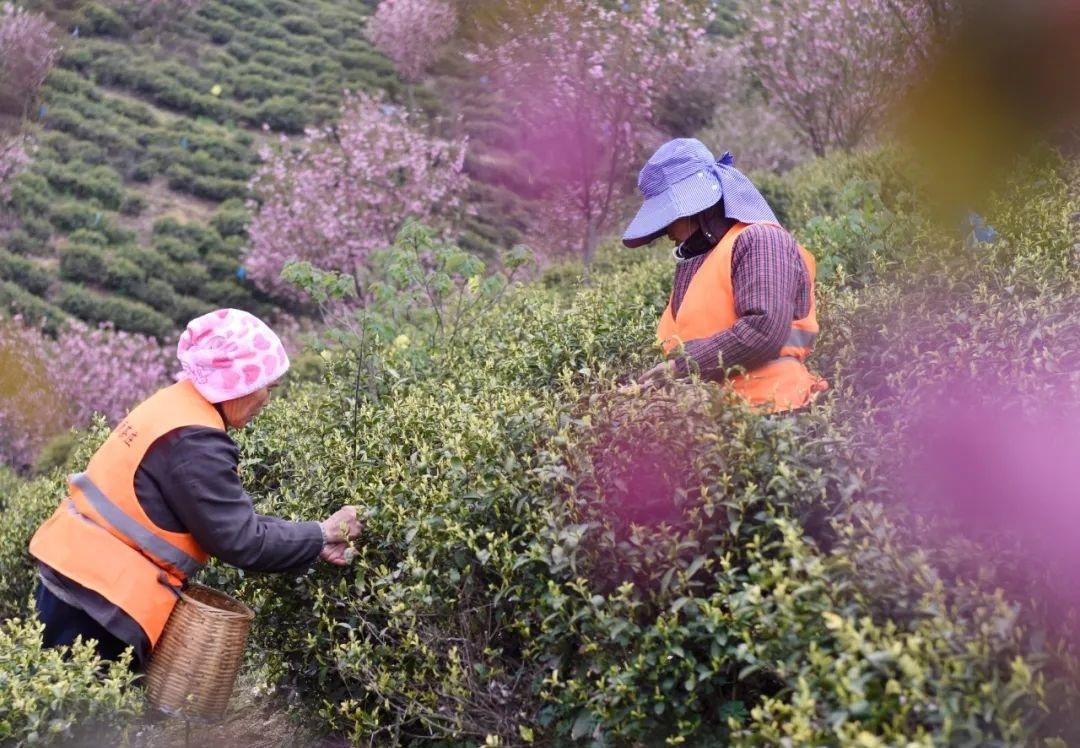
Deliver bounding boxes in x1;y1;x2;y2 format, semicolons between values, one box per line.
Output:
70;472;204;578
29;381;223;646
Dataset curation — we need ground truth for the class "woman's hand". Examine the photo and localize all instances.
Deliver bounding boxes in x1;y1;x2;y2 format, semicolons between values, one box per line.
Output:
637;359;676;387
320;505;363;544
320;542;354;566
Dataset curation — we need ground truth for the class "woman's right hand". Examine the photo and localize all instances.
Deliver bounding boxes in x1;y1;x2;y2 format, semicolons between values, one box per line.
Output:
321;505;363;544
320;542;353;566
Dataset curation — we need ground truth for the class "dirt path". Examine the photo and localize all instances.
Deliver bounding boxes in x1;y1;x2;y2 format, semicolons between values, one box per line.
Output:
67;684;348;748
115;176;220;246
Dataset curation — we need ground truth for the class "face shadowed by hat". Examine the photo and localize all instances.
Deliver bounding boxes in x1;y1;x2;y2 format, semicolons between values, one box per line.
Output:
622;138;779;248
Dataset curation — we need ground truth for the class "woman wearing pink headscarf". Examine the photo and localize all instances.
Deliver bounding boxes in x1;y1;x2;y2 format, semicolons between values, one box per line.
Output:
30;309;361;667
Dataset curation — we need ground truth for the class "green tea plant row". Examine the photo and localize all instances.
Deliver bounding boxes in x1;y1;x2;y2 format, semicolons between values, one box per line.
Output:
1;0;411;339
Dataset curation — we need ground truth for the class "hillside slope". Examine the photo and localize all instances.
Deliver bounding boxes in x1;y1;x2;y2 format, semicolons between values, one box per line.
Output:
2;0;411;337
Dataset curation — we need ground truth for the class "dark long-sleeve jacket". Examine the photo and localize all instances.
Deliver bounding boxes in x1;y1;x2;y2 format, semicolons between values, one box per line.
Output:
38;426;323;663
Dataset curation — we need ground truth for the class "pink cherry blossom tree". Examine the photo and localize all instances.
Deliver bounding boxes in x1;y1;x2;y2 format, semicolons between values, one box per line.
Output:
0;2;59;117
470;1;714;268
742;0;956;156
0;135;28;202
245;91;468;302
367;0;458;82
0;316;172;470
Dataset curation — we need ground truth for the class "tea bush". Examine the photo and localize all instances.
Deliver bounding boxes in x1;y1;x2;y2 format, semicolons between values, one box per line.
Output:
56;284;173;339
196;240;663;743
0;617;141;747
0;420;107;621
0;474;59;621
0;283;65;332
205;219;1079;744
0;251;52;297
525;387;1074;746
74;2;130;38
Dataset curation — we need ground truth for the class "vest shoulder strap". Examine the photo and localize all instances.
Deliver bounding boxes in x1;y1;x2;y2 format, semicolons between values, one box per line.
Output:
88;381;224;480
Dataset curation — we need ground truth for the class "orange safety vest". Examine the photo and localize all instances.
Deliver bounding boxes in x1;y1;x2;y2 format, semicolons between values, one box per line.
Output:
29;380;223;646
657;221;827;412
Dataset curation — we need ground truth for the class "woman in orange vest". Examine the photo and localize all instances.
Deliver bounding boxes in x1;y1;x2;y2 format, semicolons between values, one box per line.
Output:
29;309;362;667
622;139;826;412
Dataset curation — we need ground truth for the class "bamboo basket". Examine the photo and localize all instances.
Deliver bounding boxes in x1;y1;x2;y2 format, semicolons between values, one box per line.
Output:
145;583;255;721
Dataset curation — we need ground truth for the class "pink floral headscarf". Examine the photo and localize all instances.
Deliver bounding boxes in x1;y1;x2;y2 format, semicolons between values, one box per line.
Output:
176;309;290;404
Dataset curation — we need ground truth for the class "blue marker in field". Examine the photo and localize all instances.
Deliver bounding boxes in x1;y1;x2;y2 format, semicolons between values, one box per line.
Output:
236;266;247;281
965;211;998;248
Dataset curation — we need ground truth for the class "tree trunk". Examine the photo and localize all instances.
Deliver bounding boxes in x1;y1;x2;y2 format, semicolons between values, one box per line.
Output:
581;218;598;285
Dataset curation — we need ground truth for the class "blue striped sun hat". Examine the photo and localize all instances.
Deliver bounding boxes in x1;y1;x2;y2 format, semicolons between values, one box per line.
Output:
622;138;779;248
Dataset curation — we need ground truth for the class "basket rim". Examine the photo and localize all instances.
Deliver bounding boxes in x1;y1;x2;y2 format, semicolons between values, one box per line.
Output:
180;582;255;620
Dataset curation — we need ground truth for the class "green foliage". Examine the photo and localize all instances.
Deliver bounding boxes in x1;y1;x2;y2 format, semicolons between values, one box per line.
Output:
5;230;49;258
38;162;125;210
780;147;919;234
0;282;65;333
118;193;146;216
32;432;78;477
58;243;106;285
254;95;307;133
798;179;904;284
525;387;1069;746
0;421;107;621
0;474;63;619
282;221;535;398
75;3;131;38
210;199;250;238
772;147;1078;291
202;242;661;743
8;172;53;217
48;200;110;234
57;284;173;339
980;155;1080;287
204;206;1079;744
0;251;53;296
0;617;141;747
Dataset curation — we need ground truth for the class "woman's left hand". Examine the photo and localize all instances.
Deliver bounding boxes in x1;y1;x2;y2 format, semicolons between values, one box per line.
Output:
637;359;676;387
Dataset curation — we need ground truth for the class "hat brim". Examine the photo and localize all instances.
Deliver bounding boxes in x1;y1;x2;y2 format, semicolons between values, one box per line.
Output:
621;192;674;248
622;170;723;248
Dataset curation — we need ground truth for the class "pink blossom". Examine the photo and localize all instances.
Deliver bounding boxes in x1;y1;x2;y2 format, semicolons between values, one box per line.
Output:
471;0;714;265
742;0;957;155
366;0;457;81
245;91;468;302
0;2;58;115
0;316;172;470
0;135;29;202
